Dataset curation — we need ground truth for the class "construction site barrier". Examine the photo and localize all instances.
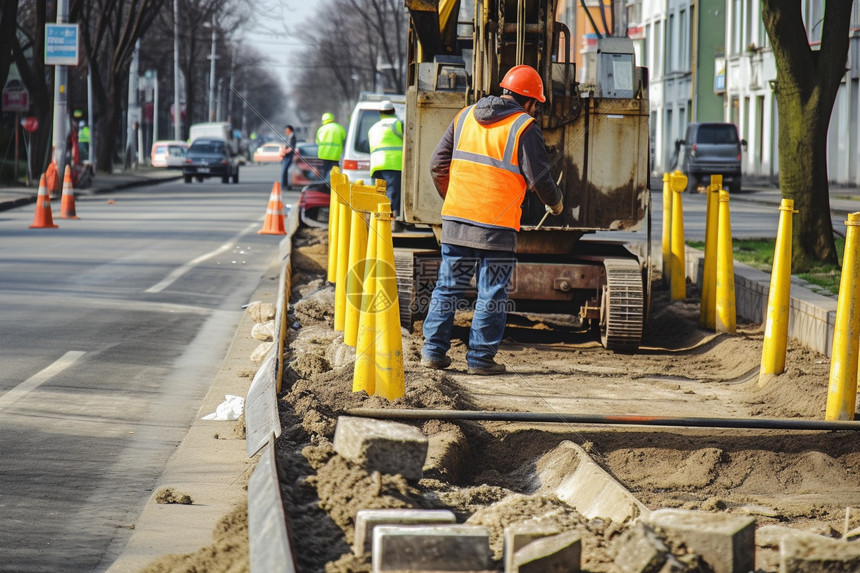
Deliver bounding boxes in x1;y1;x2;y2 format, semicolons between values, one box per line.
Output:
715;190;737;333
668;171;687;300
760;199;798;384
826;212;860;421
699;175;721;329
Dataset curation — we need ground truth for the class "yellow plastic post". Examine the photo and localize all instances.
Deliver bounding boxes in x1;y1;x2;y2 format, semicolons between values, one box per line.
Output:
352;207;380;395
326;176;340;283
333;191;352;332
343;207;369;347
699;175;722;329
826;212;860;420
373;202;405;401
715;189;736;334
759;199;798;384
661;173;671;288
669;171;688;301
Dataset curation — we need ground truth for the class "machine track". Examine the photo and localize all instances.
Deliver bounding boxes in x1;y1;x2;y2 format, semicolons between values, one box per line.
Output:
600;257;645;353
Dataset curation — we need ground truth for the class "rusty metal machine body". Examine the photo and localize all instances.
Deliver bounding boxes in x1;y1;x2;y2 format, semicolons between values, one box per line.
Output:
399;0;651;352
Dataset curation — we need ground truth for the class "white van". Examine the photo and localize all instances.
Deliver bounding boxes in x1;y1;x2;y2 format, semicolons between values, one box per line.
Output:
189;122;239;156
341;93;406;184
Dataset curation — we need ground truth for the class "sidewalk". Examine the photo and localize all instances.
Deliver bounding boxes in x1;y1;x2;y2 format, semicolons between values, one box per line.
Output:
0;167;182;212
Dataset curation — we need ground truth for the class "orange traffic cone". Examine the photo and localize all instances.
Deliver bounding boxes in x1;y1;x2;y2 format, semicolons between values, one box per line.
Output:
29;174;59;229
258;182;286;235
45;159;60;200
60;165;79;219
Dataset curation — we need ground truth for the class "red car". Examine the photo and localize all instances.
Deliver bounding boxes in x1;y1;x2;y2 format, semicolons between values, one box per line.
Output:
298;183;330;228
288;142;326;190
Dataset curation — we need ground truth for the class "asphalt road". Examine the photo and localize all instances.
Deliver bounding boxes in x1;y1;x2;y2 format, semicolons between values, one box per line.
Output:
0;164;299;572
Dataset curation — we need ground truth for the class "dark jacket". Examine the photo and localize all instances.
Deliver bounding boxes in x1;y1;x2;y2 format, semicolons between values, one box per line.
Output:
429;95;562;252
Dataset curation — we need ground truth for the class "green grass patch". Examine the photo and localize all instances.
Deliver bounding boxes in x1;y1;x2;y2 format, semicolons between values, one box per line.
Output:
687;237;844;295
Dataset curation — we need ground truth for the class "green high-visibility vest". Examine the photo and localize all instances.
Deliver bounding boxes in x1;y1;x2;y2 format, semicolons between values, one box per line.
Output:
316;122;346;161
369;116;403;175
79;126;91;143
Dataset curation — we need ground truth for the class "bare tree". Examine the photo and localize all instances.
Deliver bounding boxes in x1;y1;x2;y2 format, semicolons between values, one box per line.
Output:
762;0;853;270
75;0;167;172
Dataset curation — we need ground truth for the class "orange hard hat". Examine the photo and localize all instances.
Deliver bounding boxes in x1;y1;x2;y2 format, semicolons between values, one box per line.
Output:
500;65;546;103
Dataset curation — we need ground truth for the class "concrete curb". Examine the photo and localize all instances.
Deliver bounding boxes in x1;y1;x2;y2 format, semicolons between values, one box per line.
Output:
245;205;301;572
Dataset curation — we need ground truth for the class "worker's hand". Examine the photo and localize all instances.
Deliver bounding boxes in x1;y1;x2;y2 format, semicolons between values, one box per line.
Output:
548;200;563;216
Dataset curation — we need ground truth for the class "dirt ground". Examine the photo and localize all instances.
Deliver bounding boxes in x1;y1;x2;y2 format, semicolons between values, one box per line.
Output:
141;225;860;572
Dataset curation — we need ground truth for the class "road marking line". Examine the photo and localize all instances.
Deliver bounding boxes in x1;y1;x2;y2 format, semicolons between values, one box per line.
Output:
0;351;86;411
145;221;260;293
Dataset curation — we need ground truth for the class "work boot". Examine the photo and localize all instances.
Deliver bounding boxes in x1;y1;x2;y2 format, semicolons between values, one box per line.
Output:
420;355;452;370
467;360;506;376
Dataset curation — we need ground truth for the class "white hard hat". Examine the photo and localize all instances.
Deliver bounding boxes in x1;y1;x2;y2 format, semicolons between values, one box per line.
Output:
379;100;395;113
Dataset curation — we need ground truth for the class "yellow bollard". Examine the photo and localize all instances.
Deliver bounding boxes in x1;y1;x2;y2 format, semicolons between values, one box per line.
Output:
661;173;671;288
373;202;405;401
715;189;736;334
333;190;352;332
760;199;798;384
826;212;860;420
343;208;369;347
352;205;381;395
699;175;722;329
669;171;688;301
344;183;387;347
327;176;340;283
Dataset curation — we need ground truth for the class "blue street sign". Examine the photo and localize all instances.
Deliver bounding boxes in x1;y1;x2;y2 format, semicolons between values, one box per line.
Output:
45;24;79;66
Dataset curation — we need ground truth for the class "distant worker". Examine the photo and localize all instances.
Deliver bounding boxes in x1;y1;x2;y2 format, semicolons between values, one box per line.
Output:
420;64;564;376
368;100;404;220
316;112;346;181
279;124;296;190
78;120;91;162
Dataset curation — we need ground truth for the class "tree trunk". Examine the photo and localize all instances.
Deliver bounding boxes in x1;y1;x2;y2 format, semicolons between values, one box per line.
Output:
762;0;852;271
775;86;837;269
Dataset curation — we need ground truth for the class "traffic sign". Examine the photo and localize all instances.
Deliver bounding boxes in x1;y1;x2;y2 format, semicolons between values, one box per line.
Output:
3;86;29;112
22;116;39;132
45;24;79;66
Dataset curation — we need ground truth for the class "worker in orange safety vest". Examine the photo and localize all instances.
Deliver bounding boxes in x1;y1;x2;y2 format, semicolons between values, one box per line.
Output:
420;64;564;376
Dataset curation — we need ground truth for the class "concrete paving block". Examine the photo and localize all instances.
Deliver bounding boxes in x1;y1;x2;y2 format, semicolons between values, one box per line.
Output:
610;521;670;573
354;509;457;556
536;440;650;525
333;416;429;480
371;524;491;572
645;508;755;573
510;530;581;573
503;522;562;572
781;532;860;572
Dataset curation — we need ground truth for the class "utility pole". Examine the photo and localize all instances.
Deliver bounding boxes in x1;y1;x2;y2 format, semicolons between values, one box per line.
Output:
126;39;140;167
51;0;70;177
173;0;182;140
207;14;218;122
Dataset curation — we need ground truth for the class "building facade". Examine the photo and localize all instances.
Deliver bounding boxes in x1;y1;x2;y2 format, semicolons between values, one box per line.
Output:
630;0;860;186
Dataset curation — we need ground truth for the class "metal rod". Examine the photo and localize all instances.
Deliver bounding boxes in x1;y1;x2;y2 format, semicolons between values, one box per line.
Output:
345;409;860;432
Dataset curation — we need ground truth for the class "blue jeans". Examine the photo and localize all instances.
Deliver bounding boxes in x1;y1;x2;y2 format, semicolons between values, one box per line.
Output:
280;155;293;189
373;169;401;217
421;243;514;368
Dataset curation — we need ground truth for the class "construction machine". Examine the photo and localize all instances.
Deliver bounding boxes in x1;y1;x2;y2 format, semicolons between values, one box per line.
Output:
399;0;651;352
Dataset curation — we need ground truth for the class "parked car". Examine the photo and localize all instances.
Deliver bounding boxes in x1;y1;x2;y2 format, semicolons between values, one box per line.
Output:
182;138;239;184
289;142;325;189
253;142;285;164
341;93;406;183
297;183;330;228
677;122;747;194
151;140;188;168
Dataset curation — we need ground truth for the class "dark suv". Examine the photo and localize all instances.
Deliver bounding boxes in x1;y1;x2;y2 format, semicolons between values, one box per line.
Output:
677;123;746;194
